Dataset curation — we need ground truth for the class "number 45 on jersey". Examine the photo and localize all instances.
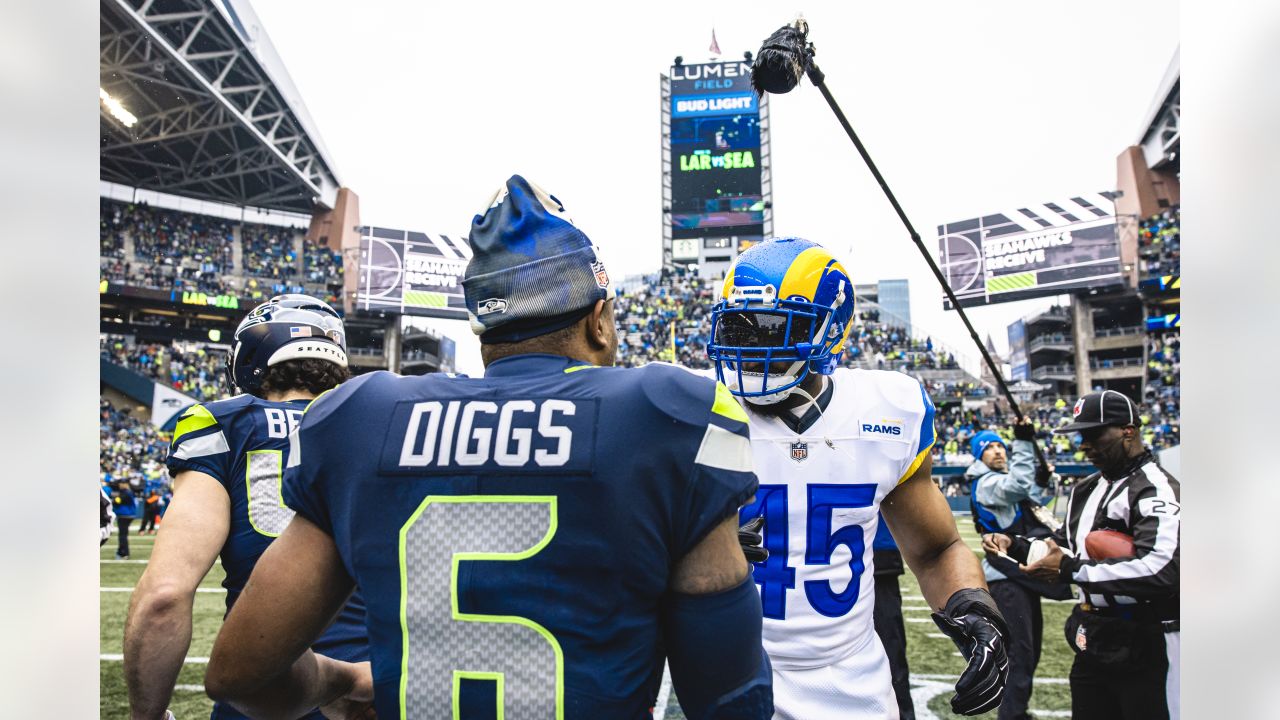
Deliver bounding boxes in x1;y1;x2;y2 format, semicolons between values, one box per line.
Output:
740;483;877;620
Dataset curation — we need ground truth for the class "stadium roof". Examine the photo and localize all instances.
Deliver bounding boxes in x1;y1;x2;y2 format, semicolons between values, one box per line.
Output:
1134;48;1179;172
100;0;341;213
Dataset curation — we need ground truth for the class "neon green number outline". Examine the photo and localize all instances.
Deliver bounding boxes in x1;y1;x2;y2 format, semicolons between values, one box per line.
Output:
398;495;563;719
245;449;288;537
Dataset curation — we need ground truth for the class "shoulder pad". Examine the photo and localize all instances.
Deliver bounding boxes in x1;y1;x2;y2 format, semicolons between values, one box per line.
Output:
859;369;930;416
635;363;727;427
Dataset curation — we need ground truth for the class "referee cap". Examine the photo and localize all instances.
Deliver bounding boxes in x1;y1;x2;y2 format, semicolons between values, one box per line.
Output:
1053;390;1141;434
463;174;615;344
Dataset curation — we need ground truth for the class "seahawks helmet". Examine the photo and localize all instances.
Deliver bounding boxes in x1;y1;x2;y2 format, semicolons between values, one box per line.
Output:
226;294;348;394
708;238;854;404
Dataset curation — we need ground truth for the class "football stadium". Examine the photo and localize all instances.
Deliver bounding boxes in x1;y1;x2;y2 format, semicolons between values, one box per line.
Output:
99;2;1180;718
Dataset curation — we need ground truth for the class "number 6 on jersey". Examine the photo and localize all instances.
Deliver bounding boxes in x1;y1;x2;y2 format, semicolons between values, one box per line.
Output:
399;495;564;719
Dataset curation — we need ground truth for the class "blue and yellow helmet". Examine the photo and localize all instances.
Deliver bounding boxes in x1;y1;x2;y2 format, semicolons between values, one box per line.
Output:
708;237;854;400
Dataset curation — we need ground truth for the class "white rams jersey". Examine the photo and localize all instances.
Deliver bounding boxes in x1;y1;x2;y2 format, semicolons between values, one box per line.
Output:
740;367;935;670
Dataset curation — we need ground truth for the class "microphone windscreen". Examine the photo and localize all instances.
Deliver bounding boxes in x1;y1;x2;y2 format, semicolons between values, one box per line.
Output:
751;24;809;95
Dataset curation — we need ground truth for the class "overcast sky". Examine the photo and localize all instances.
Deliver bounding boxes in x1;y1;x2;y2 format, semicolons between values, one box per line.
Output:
248;0;1178;376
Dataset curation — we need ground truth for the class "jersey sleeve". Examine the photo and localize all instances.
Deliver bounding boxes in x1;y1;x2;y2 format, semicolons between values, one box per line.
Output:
166;404;232;482
672;379;759;557
896;379;936;484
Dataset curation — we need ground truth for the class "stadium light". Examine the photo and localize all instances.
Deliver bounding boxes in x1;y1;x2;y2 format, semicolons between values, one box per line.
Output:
99;87;137;127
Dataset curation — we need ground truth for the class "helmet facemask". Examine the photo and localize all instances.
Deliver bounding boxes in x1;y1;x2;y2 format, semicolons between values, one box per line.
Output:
709;283;845;404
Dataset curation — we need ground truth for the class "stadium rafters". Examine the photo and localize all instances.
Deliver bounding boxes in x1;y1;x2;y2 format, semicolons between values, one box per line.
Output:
100;0;341;213
1135;48;1179;175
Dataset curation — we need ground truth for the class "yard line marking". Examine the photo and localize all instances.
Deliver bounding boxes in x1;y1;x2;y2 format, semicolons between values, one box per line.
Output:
101;654;209;664
926;633;949;639
905;618;935;623
101;559;221;565
912;673;1068;685
101;587;224;593
175;684;205;692
903;592;1075;604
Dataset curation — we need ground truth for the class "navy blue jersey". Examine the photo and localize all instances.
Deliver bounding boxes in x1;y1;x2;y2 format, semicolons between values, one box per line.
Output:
283;354;758;719
166;395;369;719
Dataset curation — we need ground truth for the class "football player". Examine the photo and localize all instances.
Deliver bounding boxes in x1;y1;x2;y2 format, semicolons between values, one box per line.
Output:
205;176;772;719
710;238;1010;719
123;295;369;720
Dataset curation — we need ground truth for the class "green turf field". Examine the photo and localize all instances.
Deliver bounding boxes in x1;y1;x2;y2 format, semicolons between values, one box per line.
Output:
100;517;1076;718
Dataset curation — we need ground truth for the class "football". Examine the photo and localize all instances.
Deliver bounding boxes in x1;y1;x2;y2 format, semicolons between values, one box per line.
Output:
1085;529;1136;560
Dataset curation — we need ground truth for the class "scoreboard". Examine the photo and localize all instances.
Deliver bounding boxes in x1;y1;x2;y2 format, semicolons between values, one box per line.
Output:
664;60;770;272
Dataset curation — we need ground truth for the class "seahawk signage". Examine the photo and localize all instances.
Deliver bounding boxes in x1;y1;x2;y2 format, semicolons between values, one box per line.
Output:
937;192;1124;309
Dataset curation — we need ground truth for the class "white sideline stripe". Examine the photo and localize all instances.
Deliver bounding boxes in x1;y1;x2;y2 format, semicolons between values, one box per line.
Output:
101;654;209;664
912;673;1069;685
101;559;222;565
926;633;949;639
175;684;205;692
905;618;934;623
101;587;225;593
902;593;1074;604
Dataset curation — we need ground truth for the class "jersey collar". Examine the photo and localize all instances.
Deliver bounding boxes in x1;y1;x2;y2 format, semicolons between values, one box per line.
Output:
484;353;595;378
776;376;834;435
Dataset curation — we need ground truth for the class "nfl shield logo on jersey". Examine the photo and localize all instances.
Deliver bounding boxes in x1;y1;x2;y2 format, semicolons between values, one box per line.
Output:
790;441;808;463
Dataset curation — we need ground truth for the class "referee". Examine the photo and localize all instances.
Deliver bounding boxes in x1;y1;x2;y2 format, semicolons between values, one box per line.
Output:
988;390;1180;719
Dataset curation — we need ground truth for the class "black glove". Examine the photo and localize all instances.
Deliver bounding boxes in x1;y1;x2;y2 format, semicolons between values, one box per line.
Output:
738;516;768;564
1012;420;1036;441
931;588;1011;716
1034;462;1054;488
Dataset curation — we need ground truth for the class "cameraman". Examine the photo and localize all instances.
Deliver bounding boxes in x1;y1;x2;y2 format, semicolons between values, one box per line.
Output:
967;422;1069;720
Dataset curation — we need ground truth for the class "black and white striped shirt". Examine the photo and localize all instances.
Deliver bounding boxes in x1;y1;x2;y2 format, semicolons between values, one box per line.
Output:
1055;452;1180;613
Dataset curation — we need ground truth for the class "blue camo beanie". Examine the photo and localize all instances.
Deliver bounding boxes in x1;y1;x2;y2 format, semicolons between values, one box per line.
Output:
463;175;615;344
970;430;1007;460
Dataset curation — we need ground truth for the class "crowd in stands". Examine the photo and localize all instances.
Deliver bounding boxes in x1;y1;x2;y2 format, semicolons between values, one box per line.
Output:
302;236;344;305
101;335;227;402
841;310;960;373
98;198;325;298
1138;205;1180;277
613;267;715;370
1143;332;1180;449
241;223;301;280
100;197;128;259
100;397;170;491
124;201;236;270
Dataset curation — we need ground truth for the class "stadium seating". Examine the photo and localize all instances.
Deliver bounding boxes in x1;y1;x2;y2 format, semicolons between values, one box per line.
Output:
101;334;227;402
100;397;170;491
1138;205;1180;277
98;198;341;304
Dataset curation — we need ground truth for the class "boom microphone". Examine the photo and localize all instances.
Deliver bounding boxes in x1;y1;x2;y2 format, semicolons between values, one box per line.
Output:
751;20;813;95
750;17;1051;469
